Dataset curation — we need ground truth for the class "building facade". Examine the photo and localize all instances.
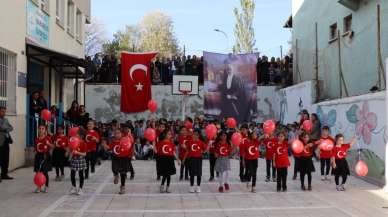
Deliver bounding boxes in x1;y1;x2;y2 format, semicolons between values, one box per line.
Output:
0;0;90;169
291;0;387;100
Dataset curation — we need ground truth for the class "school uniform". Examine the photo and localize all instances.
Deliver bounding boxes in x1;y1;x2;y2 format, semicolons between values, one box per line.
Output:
70;139;87;189
274;141;290;191
299;142;315;189
319;136;335;177
34;136;52;187
239;136;250;182
332;144;351;186
242;138;260;187
52;134;68;177
262;137;277;180
156;140;176;176
178;135;190;180
109;140;131;175
186;139;206;177
85;130;100;178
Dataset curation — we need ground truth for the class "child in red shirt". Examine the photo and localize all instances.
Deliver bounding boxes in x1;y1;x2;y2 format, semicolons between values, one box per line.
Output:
178;127;190;181
34;125;54;193
85;120;100;179
242;131;260;192
262;134;277;182
299;132;315;191
52;126;68;181
239;125;250;183
331;134;357;191
69;132;87;195
316;126;335;181
274;132;290;192
155;130;177;193
184;130;207;193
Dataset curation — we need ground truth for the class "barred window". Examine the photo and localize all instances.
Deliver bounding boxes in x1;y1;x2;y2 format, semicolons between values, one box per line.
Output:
0;48;15;108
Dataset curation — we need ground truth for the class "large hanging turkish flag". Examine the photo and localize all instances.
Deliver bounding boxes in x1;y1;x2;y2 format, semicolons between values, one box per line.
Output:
120;52;157;113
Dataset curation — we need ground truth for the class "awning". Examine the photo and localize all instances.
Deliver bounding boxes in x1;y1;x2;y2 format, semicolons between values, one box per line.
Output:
26;41;86;79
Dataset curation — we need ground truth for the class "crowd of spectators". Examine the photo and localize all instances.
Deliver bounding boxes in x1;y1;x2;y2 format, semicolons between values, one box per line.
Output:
85;53;293;87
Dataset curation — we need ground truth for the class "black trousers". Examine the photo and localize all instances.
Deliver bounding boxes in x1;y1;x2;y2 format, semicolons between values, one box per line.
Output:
245;159;258;187
266;159;276;179
276;168;288;190
293;157;300;178
300;171;312;187
240;156;249;181
0;143;10;177
190;175;202;186
209;153;217;178
320;158;331;176
71;170;84;188
180;160;189;179
85;151;97;178
335;174;348;185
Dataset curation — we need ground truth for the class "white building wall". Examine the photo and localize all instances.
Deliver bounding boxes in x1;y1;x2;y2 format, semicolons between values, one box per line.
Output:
0;0;90;169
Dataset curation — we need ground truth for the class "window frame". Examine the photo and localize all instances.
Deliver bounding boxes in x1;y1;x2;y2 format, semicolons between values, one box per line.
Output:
67;0;75;37
329;22;338;43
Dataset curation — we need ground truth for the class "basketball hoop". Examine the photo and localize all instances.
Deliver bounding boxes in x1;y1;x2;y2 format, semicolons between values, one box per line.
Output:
179;90;190;96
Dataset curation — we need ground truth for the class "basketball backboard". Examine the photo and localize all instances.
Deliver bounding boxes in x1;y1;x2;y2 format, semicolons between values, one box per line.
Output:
172;75;199;95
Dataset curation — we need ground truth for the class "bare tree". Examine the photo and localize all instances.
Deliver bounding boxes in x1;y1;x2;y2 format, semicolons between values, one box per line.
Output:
85;17;107;56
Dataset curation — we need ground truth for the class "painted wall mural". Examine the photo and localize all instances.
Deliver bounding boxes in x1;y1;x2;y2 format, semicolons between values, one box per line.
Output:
312;92;386;185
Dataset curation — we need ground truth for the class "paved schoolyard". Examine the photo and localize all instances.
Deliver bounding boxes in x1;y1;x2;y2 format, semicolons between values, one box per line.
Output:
0;159;387;217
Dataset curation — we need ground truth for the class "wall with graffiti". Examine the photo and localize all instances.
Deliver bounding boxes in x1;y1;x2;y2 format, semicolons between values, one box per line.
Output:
311;92;387;185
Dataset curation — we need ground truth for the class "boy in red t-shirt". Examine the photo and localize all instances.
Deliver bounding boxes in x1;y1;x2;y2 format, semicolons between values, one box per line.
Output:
52;126;68;181
178;127;190;181
85;120;100;179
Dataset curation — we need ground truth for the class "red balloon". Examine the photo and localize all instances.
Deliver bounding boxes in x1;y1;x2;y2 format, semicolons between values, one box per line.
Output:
226;118;237;129
69;127;79;137
302;120;313;132
263;120;276;135
205;124;217;140
68;136;80;150
40;109;51;122
231;132;242;146
144;128;156;141
184;121;193;129
355;160;368;177
291;139;304;154
319;139;334;151
34;172;46;187
148;100;158;113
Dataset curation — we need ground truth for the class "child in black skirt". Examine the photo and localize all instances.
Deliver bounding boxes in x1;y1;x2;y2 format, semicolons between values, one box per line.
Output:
299;132;315;191
155;130;178;193
52;126;68;181
331;134;357;191
184;130;207;193
69;134;87;195
34;125;54;193
102;129;131;194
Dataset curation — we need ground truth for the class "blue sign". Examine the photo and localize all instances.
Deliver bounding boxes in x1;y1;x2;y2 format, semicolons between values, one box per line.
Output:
27;0;49;46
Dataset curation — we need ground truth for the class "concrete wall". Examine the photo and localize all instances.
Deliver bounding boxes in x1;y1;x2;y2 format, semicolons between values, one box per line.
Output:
293;0;388;99
85;85;281;123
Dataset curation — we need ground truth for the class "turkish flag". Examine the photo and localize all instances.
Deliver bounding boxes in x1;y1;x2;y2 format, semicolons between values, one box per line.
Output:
120;52;157;113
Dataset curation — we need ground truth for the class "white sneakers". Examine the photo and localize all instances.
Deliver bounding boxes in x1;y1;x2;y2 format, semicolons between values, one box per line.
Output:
321;176;325;181
189;186;201;193
69;187;83;195
336;184;346;191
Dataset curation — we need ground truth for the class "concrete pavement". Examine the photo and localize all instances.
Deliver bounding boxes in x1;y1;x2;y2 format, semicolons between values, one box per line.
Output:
0;159;387;217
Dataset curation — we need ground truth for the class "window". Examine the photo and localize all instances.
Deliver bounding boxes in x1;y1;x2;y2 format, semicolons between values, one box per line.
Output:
67;1;75;36
329;23;338;41
56;0;65;27
0;48;16;108
344;14;352;32
40;0;49;14
76;9;83;42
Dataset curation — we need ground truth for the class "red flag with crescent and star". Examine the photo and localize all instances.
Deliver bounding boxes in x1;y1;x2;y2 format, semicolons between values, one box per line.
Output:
120;52;158;113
